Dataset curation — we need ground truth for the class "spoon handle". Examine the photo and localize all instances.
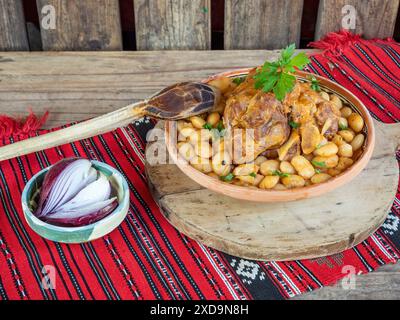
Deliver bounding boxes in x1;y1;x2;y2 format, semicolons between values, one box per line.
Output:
0;101;147;162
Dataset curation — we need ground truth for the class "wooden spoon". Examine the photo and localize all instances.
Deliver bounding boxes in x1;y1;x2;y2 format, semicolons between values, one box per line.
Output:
0;82;220;162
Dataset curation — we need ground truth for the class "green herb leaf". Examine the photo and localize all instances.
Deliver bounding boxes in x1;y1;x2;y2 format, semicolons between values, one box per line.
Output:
216;121;225;132
315;169;322;174
312;160;327;168
254;44;310;101
249;172;257;178
220;173;234;182
232;77;245;85
289;121;300;129
203;123;213;130
310;75;321;92
272;170;290;178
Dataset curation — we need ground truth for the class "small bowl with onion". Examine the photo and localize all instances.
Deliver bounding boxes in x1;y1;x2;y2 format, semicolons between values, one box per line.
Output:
21;158;130;243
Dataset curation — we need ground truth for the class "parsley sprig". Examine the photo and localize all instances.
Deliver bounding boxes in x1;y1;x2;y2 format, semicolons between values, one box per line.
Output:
253;44;310;101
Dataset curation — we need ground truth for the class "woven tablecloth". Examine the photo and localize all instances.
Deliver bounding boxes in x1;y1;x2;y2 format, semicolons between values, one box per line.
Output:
0;33;399;300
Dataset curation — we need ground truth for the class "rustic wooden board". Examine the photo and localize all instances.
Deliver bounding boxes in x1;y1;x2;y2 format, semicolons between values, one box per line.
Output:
146;121;400;261
315;0;400;40
36;0;122;50
134;0;211;50
224;0;304;49
0;0;29;51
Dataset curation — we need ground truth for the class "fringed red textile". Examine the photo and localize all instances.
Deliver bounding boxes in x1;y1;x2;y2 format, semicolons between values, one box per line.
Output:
308;29;396;57
0;110;49;139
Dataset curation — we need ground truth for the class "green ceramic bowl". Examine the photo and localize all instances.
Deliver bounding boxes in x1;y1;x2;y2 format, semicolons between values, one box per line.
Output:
21;160;130;243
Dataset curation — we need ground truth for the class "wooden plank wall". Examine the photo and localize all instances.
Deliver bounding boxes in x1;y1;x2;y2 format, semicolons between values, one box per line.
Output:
315;0;400;40
224;0;304;49
134;0;211;50
0;0;29;50
36;0;122;50
1;1;400;51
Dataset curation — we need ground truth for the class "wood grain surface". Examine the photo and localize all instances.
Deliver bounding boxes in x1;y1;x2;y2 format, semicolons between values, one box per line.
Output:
315;0;400;40
0;0;29;51
134;0;211;50
224;0;304;49
0;50;398;299
36;0;122;50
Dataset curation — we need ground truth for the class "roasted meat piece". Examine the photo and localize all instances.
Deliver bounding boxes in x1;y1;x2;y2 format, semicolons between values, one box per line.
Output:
315;101;341;138
224;73;290;163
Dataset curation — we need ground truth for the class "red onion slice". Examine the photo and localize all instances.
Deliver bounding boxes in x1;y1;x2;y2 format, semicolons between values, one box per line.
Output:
34;158;120;227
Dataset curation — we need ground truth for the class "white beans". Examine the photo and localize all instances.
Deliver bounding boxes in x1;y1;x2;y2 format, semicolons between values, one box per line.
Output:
348;113;364;133
312;155;339;169
338;143;353;158
260;160;280;175
233;164;259;176
311;173;331;184
259;176;280;189
207;112;220;127
178;142;196;162
189;116;206;129
341;107;352;118
291;156;315;179
281;175;306;188
330;95;343;109
280;161;296;174
314;142;338;157
194;140;213;158
211;151;231;176
351;133;365;151
338;130;355;143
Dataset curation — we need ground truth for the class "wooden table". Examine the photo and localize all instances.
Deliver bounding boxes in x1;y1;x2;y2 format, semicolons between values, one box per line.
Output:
0;50;398;300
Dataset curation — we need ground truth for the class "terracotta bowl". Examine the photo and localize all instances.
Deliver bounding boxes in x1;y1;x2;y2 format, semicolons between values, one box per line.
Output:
165;69;375;202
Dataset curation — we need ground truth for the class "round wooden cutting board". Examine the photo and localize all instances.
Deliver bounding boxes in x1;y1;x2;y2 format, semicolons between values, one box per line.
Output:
145;121;400;261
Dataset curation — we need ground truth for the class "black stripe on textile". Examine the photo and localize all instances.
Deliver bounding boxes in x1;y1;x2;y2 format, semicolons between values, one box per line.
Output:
42;240;74;300
353;246;373;272
0;275;8;300
0;166;49;300
53;144;112;300
79;244;114;300
179;236;223;299
378;45;400;68
221;254;284;300
73;140;126;300
359;44;400;82
35;144;85;299
361;241;385;266
94;134;189;300
9;149;58;299
353;45;400;88
294;261;323;288
0;231;27;299
80;137;161;300
324;60;388;121
121;124;230;299
339;54;400;111
74;138;147;299
123;123;233;299
71;140;136;299
203;246;245;300
111;130;206;299
379;207;400;253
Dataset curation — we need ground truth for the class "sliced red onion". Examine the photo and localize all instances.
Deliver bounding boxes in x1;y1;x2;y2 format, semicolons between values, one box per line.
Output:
34;158;118;227
44;199;118;227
